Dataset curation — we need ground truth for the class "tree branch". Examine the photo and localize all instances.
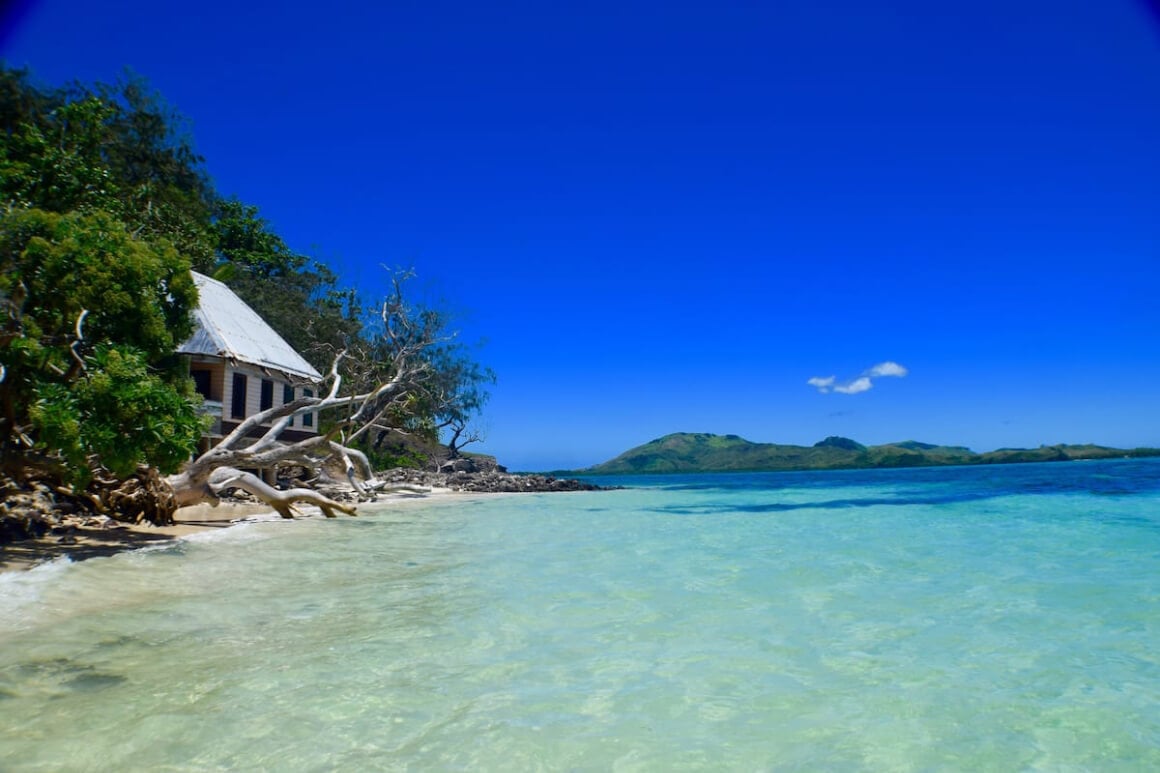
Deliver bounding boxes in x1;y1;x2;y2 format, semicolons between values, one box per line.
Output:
207;467;356;519
163;267;476;518
64;309;89;380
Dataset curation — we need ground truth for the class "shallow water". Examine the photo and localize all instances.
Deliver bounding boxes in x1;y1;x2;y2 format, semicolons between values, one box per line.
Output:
2;460;1159;770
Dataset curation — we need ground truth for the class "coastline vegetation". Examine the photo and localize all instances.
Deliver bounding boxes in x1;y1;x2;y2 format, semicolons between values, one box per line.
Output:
0;67;493;534
575;432;1160;475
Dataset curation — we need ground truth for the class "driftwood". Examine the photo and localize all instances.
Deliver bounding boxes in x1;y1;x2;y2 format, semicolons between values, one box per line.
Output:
164;272;441;518
207;467;357;519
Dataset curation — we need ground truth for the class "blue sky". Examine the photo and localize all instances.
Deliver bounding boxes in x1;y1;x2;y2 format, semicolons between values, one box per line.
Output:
3;1;1159;470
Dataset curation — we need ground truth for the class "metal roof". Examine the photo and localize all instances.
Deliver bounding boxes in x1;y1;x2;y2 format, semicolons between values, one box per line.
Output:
178;272;323;381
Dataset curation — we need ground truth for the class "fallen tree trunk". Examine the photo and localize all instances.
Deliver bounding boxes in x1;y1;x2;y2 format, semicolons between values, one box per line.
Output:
163;383;415;517
159;270;473;519
207;467;357;519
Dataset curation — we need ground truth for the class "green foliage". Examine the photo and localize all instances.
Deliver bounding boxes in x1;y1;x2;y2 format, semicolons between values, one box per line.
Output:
862;445;928;468
0;65;495;480
580;433;1160;475
0;67;215;483
0;206;199;481
0;67;59;136
29;346;205;484
814;436;867;452
425;341;496;430
0;208;196;360
0;69;216;269
0;96;118;214
208;198;305;276
977;446;1069;464
360;439;432;471
210;198;363;369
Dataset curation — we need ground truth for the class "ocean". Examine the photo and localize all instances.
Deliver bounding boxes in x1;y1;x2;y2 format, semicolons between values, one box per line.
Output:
2;459;1159;770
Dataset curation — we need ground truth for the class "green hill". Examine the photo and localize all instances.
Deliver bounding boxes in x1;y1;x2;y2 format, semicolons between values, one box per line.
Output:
573;433;1158;475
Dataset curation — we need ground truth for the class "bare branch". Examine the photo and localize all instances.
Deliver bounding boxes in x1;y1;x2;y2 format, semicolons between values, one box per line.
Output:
65;309;89;380
324;350;346;400
207;467;356;519
215;370;413;455
164;267;476;519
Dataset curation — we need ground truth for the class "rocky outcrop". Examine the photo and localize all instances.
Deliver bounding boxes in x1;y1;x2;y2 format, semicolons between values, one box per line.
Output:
378;466;616;494
436;454;505;475
213;461;613;508
0;477;57;544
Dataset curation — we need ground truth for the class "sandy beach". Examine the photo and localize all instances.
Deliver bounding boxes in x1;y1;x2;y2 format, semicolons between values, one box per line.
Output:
0;489;460;574
0;502;273;573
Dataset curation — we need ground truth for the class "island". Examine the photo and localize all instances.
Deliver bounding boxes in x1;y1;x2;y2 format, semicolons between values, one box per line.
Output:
567;433;1160;475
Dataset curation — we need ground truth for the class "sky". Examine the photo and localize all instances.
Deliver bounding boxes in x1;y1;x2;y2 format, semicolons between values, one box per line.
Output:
3;0;1159;470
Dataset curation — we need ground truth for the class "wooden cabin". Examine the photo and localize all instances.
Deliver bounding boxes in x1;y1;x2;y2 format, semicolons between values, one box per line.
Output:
178;272;323;455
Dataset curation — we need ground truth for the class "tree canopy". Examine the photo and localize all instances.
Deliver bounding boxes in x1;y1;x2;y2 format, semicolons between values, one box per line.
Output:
0;65;492;495
208;197;363;368
0;69;209;485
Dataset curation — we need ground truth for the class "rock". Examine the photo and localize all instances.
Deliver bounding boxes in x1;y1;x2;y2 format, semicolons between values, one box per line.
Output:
20;514;49;539
439;458;477;474
376;467;618;495
54;500;79;515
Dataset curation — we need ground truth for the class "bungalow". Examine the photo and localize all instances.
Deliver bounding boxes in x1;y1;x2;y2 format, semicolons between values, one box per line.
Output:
178;271;323;454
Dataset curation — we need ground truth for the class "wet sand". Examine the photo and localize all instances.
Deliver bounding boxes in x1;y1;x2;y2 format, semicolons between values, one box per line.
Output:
0;488;468;573
0;502;274;573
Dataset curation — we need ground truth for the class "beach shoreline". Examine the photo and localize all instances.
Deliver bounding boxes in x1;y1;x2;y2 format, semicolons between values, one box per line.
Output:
0;489;461;574
0;468;611;575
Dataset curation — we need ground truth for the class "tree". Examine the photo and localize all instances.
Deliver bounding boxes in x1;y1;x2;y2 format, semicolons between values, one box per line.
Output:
90;71;216;269
426;343;495;458
0;68;216;268
163;270;451;518
0;207;202;485
0;67;213;504
1;95;120;215
340;281;495;465
387;338;495;461
0;68;496;522
208;197;364;371
0;67;62;137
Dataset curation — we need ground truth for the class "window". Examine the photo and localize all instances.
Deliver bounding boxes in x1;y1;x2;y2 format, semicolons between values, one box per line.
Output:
303;388;314;427
260;379;274;412
191;370;211;399
231;373;247;419
283;384;294;427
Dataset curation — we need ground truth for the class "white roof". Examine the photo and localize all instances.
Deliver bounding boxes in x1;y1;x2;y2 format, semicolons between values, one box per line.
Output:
178;271;322;381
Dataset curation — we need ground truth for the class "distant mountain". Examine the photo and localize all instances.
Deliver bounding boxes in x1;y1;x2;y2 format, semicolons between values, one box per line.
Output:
571;433;1160;475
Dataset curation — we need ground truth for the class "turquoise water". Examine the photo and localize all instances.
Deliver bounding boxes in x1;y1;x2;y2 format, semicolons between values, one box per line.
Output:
2;459;1159;770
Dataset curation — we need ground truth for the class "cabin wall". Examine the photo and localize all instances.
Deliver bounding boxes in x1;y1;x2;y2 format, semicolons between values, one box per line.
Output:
218;362;318;442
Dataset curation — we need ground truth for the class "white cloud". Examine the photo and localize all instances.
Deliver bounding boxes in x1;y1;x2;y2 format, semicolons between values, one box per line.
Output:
807;376;835;393
808;362;908;395
867;361;908;378
834;377;873;394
